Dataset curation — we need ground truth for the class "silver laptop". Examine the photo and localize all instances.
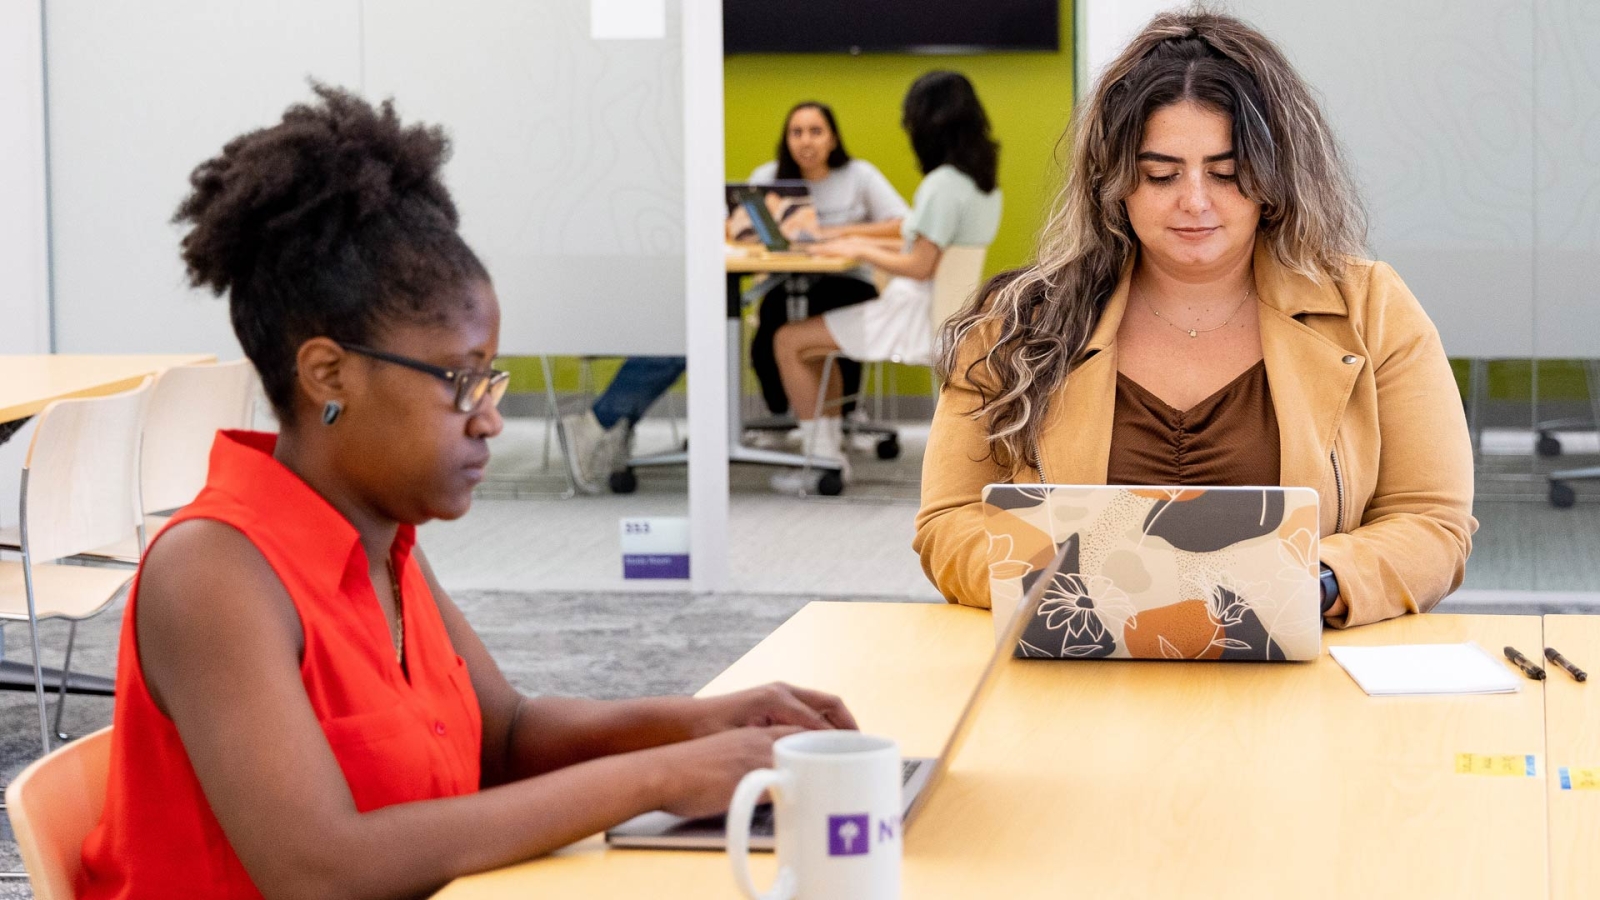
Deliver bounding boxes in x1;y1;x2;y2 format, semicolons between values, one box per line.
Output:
605;537;1075;851
982;484;1323;662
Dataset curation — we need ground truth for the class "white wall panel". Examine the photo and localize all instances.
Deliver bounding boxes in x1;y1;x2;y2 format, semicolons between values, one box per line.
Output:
46;0;361;357
1533;0;1600;358
1236;0;1536;358
1082;2;1550;359
0;1;50;529
362;0;685;356
0;0;50;356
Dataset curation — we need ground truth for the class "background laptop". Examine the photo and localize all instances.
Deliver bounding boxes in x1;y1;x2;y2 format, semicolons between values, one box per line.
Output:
983;484;1322;662
725;181;814;251
605;537;1075;851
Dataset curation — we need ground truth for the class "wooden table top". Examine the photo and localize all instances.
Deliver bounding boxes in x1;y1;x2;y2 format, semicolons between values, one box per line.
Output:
724;246;859;274
0;354;216;423
438;604;1555;899
1543;614;1599;900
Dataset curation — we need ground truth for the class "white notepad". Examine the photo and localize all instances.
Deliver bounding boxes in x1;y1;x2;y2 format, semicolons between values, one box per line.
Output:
1329;642;1523;696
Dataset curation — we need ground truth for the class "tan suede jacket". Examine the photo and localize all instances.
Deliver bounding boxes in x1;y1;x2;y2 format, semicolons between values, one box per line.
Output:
914;243;1478;628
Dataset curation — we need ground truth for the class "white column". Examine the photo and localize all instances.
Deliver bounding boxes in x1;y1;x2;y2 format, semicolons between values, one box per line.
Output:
682;0;728;593
0;0;51;354
0;1;50;530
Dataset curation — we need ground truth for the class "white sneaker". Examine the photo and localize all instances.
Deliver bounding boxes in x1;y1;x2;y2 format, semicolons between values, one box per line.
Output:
743;428;793;450
557;410;629;494
769;456;851;495
768;417;850;495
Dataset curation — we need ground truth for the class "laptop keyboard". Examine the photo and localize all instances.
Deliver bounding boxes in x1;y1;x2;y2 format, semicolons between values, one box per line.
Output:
747;760;920;837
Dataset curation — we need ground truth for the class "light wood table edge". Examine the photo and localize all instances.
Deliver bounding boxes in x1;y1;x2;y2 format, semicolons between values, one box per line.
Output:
0;354;216;423
724;246;859;275
1542;614;1599;900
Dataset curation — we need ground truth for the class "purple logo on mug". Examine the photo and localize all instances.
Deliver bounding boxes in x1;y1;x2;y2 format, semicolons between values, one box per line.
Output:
827;814;870;856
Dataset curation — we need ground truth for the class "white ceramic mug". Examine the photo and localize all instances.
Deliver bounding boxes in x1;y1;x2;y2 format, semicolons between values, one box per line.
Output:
727;731;903;900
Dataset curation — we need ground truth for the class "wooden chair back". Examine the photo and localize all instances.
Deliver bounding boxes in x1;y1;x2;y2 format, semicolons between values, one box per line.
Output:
4;727;113;900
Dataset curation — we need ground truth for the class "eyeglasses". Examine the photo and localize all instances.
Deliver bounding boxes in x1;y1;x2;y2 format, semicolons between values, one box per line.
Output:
338;342;510;414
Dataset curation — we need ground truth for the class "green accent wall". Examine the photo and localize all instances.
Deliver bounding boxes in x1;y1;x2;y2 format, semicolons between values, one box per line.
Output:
724;4;1075;281
716;1;1076;398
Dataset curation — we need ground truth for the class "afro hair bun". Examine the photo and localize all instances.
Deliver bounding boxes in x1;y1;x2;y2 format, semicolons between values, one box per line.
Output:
174;82;460;296
174;83;487;424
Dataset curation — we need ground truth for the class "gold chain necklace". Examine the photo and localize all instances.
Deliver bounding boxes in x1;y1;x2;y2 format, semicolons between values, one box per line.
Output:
385;558;404;666
1141;285;1254;338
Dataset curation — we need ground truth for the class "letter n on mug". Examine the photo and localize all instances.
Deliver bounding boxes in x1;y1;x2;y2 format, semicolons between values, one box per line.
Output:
828;814;871;856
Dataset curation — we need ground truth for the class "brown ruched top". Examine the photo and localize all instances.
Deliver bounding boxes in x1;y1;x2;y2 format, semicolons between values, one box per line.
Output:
1107;359;1281;487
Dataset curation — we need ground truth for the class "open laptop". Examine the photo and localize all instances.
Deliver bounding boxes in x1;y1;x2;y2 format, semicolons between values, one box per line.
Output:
605;537;1076;851
725;181;814;252
982;485;1322;662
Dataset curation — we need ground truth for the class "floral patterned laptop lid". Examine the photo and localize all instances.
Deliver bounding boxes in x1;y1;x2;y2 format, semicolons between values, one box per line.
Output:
982;485;1322;662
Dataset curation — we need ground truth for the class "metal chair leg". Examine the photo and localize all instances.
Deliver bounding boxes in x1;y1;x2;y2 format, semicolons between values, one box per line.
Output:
541;355;577;499
668;388;683;447
1586;359;1600;443
22;549;52;756
888;362;900;420
540;355;557;471
1468;358;1486;462
872;361;886;420
53;619;79;741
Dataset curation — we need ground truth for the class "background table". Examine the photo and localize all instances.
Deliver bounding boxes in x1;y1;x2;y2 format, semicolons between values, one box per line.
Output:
437;604;1555;899
0;354;215;425
1544;614;1599;900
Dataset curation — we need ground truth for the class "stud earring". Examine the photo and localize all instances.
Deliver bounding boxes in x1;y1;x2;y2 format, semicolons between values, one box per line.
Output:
321;400;343;425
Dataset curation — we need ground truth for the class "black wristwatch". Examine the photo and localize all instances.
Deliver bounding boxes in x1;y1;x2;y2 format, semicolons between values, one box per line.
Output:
1319;564;1340;614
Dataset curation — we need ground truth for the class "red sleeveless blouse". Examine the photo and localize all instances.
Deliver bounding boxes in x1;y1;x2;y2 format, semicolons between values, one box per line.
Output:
78;431;483;899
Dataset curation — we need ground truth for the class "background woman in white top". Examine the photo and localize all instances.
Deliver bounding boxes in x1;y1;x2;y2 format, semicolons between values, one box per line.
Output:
745;102;911;417
769;72;1003;493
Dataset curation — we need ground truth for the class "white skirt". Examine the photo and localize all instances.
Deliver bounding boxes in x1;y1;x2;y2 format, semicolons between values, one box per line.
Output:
822;276;935;365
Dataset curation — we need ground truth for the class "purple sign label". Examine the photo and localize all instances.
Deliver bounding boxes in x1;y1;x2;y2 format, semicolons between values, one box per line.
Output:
622;553;689;579
827;814;870;856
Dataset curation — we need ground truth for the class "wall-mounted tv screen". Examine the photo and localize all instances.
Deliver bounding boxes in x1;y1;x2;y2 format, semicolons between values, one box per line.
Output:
724;1;1060;55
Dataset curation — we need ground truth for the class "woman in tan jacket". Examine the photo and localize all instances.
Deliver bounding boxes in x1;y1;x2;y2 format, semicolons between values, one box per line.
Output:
913;11;1476;629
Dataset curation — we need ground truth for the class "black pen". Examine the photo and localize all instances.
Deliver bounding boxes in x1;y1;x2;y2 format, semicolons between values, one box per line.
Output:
1504;646;1546;680
1545;647;1588;682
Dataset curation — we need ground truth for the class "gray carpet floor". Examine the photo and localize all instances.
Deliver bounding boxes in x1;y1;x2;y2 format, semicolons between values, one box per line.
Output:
0;588;1588;898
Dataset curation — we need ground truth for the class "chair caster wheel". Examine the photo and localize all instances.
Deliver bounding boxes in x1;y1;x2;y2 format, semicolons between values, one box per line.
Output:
609;469;638;494
875;435;901;460
817;470;845;496
1550;480;1576;509
1537;432;1563;457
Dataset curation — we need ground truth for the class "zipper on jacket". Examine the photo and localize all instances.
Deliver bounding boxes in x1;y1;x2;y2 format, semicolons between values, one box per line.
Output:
1030;423;1047;483
1329;447;1346;533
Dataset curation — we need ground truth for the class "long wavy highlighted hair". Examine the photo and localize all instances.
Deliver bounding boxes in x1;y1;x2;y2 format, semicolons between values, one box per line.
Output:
936;8;1367;469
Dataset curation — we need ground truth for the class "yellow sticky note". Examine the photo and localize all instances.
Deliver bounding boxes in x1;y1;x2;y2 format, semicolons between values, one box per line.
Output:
1455;753;1537;777
1558;767;1600;790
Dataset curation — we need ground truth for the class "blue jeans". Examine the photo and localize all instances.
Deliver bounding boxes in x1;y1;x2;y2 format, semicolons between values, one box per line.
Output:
592;356;686;429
